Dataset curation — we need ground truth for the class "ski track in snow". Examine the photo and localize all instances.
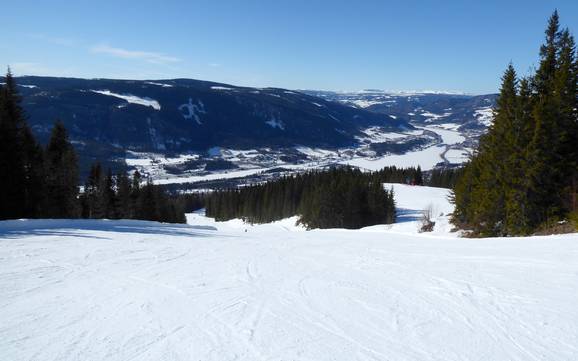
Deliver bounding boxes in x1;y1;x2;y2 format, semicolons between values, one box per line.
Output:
1;185;578;361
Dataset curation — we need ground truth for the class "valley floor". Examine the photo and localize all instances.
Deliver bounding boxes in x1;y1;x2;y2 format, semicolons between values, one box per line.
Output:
1;185;577;360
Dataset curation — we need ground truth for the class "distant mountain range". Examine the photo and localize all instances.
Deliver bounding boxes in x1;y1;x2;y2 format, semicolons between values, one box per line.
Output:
11;76;406;151
302;90;497;131
6;76;497;181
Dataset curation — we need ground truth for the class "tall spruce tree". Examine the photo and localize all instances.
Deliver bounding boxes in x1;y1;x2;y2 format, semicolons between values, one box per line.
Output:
21;126;45;218
503;77;533;234
82;162;103;218
43;121;80;218
115;171;132;219
0;69;28;219
554;29;578;213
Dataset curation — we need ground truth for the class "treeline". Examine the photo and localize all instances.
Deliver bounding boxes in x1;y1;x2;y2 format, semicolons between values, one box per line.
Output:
206;167;396;229
0;70;185;223
372;165;462;189
79;164;185;223
453;11;578;236
427;167;464;188
373;166;424;185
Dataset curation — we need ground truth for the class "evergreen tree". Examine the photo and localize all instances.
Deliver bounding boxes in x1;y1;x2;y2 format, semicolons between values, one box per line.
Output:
115;171;132;219
473;64;518;235
414;166;423;185
136;180;158;221
43;121;79;218
21;126;45;217
503;77;533;234
554;29;578;213
130;170;142;218
0;69;27;219
97;168;116;219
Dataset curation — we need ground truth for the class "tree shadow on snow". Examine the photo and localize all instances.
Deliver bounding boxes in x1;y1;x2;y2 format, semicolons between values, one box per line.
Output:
0;219;218;240
395;208;422;223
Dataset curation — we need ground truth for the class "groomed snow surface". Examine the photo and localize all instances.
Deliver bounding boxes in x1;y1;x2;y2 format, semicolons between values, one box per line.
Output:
1;184;578;361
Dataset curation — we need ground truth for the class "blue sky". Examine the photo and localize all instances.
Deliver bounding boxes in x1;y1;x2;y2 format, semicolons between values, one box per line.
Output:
1;0;576;94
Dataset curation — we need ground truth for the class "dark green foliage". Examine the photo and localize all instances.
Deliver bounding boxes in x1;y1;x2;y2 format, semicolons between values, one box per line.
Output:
371;165;425;185
21;124;45;217
0;69;28;219
175;193;206;213
453;11;577;236
79;166;186;224
115;170;132;219
206;167;396;229
43;121;80;218
427;167;464;188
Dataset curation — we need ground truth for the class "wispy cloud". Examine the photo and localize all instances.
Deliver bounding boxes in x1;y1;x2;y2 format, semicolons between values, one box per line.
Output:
209;63;221;67
90;44;181;64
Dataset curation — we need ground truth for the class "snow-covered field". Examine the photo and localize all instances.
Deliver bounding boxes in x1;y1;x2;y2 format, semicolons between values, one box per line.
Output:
1;185;577;361
342;145;447;171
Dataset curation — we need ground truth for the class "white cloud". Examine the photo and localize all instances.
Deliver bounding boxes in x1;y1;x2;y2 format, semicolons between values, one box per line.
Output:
90;44;181;64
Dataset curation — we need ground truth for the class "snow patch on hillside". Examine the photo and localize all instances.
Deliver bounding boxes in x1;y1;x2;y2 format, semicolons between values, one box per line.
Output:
356;126;413;142
474;106;494;126
265;117;285;130
91;90;161;110
421;111;451;120
178;98;206;124
145;81;173;87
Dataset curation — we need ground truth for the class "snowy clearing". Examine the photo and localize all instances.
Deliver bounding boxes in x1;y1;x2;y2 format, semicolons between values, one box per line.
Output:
1;185;577;360
445;148;472;163
349;99;385;108
342;145;446;171
474;106;494;126
356;126;416;143
369;183;456;235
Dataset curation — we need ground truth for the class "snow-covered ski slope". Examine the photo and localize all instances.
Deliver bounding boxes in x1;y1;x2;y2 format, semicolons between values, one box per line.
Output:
1;185;577;361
